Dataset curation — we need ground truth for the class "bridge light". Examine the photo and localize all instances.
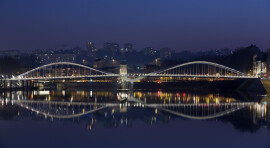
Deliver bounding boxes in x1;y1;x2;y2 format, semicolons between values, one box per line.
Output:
155;108;158;114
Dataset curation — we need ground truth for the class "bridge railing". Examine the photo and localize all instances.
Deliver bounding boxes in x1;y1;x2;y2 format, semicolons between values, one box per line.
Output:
5;61;257;80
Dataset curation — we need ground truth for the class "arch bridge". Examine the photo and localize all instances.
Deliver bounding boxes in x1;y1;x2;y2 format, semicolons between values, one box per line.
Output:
6;61;256;81
9;62;119;80
146;61;254;78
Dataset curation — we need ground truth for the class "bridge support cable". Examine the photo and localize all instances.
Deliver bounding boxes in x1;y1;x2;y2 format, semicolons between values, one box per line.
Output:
149;61;255;78
8;62;118;80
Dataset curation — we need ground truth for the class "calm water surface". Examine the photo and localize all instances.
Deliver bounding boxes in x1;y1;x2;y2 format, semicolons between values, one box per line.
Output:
0;89;269;148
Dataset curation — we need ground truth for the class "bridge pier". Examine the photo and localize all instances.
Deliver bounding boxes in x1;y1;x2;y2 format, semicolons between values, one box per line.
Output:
129;82;134;91
9;80;12;91
3;85;6;101
3;79;6;90
26;87;29;100
26;80;29;90
9;87;12;100
31;80;34;89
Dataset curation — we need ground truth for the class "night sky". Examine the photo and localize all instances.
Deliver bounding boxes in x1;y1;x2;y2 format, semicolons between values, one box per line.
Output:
0;0;270;51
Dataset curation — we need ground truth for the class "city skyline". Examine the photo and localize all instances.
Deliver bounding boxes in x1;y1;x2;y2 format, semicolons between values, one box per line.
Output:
0;0;270;51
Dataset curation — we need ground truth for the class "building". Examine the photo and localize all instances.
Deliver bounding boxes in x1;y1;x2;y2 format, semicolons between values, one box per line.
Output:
34;49;77;65
267;49;270;78
104;42;119;52
93;58;120;69
86;41;98;57
123;43;133;52
253;54;267;77
141;64;160;73
93;58;107;69
151;58;161;66
160;48;172;59
120;64;127;75
0;50;21;60
143;47;157;57
119;43;133;55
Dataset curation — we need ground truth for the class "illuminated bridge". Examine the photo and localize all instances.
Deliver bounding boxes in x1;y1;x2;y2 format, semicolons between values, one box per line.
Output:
6;61;256;81
9;62;118;80
7;99;255;120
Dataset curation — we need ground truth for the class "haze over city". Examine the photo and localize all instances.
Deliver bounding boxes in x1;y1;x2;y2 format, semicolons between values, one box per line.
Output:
0;0;270;51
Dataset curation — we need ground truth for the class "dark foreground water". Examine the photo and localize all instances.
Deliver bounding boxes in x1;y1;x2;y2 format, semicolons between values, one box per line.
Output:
0;88;269;148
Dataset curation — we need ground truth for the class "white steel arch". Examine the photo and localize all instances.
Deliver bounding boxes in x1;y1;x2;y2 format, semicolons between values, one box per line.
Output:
7;61;256;80
14;62;118;80
19;62;109;76
148;61;252;78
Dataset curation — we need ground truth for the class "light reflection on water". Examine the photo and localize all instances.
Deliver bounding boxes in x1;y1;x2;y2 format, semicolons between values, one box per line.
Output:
1;89;269;128
0;89;269;148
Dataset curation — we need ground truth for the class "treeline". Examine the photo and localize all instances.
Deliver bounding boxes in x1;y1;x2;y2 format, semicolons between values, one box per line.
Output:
0;57;24;76
161;45;260;73
0;55;37;76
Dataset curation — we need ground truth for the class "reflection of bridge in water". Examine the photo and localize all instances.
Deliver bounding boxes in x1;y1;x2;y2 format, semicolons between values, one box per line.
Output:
10;99;255;120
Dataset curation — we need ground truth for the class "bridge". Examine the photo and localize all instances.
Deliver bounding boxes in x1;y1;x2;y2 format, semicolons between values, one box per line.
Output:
5;61;256;81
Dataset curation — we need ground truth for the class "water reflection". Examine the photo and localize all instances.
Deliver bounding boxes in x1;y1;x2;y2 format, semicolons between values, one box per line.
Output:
0;89;269;132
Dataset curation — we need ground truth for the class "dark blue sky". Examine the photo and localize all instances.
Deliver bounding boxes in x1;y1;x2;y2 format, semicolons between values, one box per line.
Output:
0;0;270;51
